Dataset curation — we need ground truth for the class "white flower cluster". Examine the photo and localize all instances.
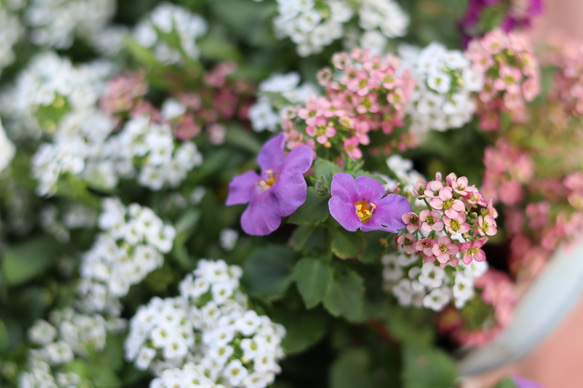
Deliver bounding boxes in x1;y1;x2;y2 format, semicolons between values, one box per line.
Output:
112;115;203;190
356;0;409;55
0;119;15;174
0;52;115;139
77;198;176;315
19;308;125;388
0;5;24;76
249;72;317;132
133;2;208;64
272;0;407;57
31;108;203;196
400;43;483;134
24;0;116;49
383;254;489;312
125;259;286;388
151;364;220;388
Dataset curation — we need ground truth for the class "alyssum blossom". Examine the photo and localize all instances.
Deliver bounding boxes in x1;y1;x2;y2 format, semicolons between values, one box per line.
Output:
226;133;313;235
329;173;411;232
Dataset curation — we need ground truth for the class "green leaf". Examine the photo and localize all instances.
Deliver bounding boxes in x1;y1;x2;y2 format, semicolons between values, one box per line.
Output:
242;245;294;300
359;231;387;263
330;348;374;388
289;224;317;251
289;189;330;225
493;378;520;388
225;125;262;154
313;159;341;186
124;37;165;70
323;269;364;321
331;228;366;259
402;344;457;388
2;236;58;286
174;209;200;244
292;258;333;309
0;320;9;352
385;308;435;345
272;307;328;354
89;365;122;388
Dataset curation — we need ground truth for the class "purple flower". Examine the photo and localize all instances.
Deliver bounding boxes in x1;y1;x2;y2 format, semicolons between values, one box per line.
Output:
328;173;411;232
226;133;313;236
512;376;543;388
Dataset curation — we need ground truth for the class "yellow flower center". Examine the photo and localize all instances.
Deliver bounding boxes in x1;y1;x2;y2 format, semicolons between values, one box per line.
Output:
355;200;376;223
256;170;277;191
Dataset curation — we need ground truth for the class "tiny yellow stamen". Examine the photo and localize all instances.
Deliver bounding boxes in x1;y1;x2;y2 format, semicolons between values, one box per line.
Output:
256;170;277;191
355;200;376;223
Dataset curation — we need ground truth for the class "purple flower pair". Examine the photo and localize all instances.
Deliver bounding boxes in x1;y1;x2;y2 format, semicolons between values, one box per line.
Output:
226;133;313;236
329;173;411;233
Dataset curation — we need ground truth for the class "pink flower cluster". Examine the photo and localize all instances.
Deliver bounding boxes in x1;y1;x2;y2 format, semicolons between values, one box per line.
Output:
548;39;583;116
436;269;517;347
100;71;148;118
398;172;498;267
281;47;416;158
481;139;535;206
466;29;540;131
99;62;255;142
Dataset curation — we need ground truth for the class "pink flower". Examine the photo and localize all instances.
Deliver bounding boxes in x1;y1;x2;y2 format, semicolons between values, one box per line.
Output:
402;212;420;232
429;188;465;218
343;137;362;159
416;238;435;259
419;210;444;232
460;237;487;264
397;233;417;254
306;117;336;144
431;236;459;264
478;215;497;236
444;213;470;234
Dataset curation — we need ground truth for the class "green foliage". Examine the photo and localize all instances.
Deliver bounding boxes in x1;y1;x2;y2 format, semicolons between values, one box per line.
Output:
289;189;330;225
494;378;520;388
242;245;294;300
322;268;365;321
331;227;366;259
359;231;387;263
292;257;333;309
2;236;59;287
273;307;328;354
402;344;457;388
330;348;375;388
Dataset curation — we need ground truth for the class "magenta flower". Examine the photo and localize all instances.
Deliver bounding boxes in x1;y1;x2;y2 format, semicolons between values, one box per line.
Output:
226;134;313;236
328;173;411;232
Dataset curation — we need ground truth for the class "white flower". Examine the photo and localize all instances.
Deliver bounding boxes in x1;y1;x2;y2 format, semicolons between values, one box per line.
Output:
28;320;57;346
422;287;452;311
418;263;445;289
135;347;156;370
453;273;475;308
220;229;238;251
224;359;248;386
0;120;15;173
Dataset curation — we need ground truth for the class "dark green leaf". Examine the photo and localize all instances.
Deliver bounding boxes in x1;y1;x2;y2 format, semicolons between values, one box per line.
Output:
90;365;122;388
289;224;317;251
2;236;58;286
359;231;387;263
323;269;364;321
386;307;435;345
331;228;366;259
289;189;330;225
272;307;328;354
242;245;294;300
225;125;262;154
330;348;374;388
292;258;333;309
313;159;341;186
402;344;457;388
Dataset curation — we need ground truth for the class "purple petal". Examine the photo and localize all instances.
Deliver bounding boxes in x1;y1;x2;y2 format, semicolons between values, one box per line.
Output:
512;376;543;388
330;173;358;203
355;175;386;201
240;192;281;235
270;172;308;217
329;197;361;232
257;133;285;173
226;170;260;206
365;194;411;233
280;145;313;174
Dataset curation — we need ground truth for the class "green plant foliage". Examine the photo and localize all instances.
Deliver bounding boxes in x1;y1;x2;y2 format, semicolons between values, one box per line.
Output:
292;257;333;309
